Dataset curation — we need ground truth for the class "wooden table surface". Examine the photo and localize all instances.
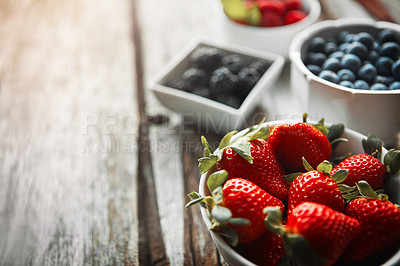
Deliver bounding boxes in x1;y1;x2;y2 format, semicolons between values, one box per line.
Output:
0;0;398;265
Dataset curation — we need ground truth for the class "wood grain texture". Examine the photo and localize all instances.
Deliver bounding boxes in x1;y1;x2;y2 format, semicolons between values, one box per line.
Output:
0;0;139;265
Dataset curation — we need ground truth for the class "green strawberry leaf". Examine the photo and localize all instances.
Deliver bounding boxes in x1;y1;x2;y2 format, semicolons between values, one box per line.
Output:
313;118;329;136
201;135;213;157
220;225;239;247
219;131;238;150
231;141;253;164
264;206;284;236
228;217;251;225
212;205;232;224
316;160;333;174
207;170;229;193
331;169;348;184
284;172;303;183
212;186;224;205
302;157;314;172
284;233;327;266
343;190;361;202
188;191;202;200
331;152;352;165
198;154;218;174
327;123;345;142
362;134;382;159
185;196;204;209
384;149;400;175
356;181;378;199
338;183;356;193
248;121;270;141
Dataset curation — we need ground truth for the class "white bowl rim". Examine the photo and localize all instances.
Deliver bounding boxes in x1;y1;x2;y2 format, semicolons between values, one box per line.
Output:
218;0;321;33
289;17;400;95
148;36;285;115
198;119;400;266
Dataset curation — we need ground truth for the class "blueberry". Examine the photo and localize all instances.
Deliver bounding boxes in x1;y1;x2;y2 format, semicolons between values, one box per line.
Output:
354;80;370;90
375;57;394;76
324;42;338;55
341;54;362;73
209;67;237;97
340;80;355;88
370;83;388;90
389;81;400;90
249;59;270;75
322;57;342;72
306;52;327;67
310;37;327;53
190;46;223;72
337;69;356;82
354;32;375;50
306;64;322;75
329;51;345;60
343;33;356;43
367;50;380;64
221;54;244;74
338;31;350;43
393;59;400;79
378;29;399;44
339;43;349;53
379;42;400;60
182;67;208;88
236;68;261;99
375;75;395;86
347;41;368;61
319;70;340;84
357;63;377;84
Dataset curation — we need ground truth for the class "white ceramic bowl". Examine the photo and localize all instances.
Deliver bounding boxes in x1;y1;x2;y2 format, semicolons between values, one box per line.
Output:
149;37;285;134
199;120;400;266
217;0;321;57
289;18;400;147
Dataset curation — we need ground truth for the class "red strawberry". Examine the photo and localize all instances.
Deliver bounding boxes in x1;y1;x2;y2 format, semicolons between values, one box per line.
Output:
341;181;400;262
265;202;361;266
258;0;286;15
287;160;348;215
330;154;387;190
283;10;307;25
269;121;332;173
282;0;303;10
238;230;284;266
218;139;289;201
222;178;285;244
199;123;290;201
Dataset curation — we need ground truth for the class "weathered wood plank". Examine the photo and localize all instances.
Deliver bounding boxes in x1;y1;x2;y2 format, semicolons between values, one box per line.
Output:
0;0;139;265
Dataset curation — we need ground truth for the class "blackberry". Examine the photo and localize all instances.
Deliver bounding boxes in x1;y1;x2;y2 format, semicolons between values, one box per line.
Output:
209;66;237;98
215;94;242;109
222;54;244;74
165;78;188;91
249;59;270;75
191;87;211;98
190;46;223;73
236;67;261;100
182;67;208;88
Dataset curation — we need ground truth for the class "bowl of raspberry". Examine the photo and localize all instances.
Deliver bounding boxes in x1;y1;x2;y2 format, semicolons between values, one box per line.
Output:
217;0;321;57
149;37;284;134
187;119;400;266
289;18;400;147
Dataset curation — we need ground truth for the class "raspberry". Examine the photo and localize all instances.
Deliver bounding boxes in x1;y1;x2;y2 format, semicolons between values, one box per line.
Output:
282;0;303;10
283;10;307;25
260;11;282;27
258;0;286;15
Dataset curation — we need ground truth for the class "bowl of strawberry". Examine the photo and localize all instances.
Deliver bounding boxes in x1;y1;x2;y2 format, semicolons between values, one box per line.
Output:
289;18;400;148
217;0;321;57
186;115;400;266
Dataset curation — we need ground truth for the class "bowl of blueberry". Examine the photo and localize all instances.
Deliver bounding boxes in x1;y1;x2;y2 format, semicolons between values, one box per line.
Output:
289;18;400;147
217;0;321;57
150;37;285;133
